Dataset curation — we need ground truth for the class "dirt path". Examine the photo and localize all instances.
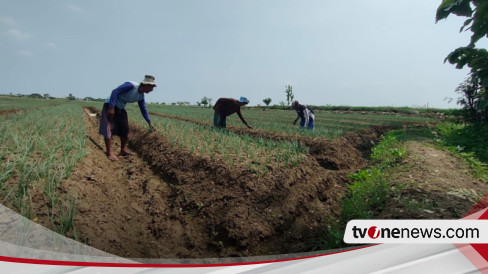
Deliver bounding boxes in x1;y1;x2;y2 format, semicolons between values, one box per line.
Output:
378;141;488;219
59;108;185;258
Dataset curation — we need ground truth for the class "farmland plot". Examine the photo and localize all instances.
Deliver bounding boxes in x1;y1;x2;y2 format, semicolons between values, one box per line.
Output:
1;98;420;259
0;103;86;235
0;95;62;115
146;104;434;138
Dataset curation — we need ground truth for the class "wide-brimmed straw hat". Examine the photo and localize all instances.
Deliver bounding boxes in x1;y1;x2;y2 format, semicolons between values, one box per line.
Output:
141;75;156;86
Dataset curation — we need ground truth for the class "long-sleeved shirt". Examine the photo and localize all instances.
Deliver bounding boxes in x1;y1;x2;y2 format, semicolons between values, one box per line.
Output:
104;81;151;124
295;104;315;126
213;98;248;125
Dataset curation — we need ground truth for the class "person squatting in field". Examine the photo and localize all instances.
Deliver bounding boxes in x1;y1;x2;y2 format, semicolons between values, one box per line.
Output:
291;100;315;130
213;97;252;129
99;75;156;161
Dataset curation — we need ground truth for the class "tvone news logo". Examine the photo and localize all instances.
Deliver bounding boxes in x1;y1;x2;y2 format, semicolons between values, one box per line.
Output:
345;220;487;244
351;225;444;240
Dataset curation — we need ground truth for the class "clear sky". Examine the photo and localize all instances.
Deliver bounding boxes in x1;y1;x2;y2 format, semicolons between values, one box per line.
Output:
1;1;486;108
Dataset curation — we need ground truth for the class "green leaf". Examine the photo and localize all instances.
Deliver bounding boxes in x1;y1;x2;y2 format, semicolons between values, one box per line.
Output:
436;0;473;21
479;98;488;109
460;18;473;32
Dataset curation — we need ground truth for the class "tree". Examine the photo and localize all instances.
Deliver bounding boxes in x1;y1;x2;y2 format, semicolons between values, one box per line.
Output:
176;101;190;106
436;0;488;122
436;0;488;47
455;77;487;122
199;96;212;108
67;93;76;100
29;93;43;99
263;98;272;106
285;85;294;106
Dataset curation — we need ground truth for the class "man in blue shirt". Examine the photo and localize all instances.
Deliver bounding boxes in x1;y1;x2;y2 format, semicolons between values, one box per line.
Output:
99;75;156;161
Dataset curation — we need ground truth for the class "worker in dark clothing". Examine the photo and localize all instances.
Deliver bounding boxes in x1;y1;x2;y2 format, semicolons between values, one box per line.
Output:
291;100;315;130
213;97;252;129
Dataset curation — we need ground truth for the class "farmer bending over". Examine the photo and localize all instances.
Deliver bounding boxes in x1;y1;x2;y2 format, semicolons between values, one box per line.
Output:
213;97;252;129
291;100;315;130
99;75;156;161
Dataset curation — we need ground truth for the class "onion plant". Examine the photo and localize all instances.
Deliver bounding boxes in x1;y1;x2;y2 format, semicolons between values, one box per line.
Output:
0;101;86;236
129;109;309;176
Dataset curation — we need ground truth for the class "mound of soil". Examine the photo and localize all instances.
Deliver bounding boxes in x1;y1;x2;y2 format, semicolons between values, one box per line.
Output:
47;107;387;259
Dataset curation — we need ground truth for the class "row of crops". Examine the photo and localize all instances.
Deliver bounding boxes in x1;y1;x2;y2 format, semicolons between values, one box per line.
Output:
0;97;437;228
0;100;87;234
129;113;309;176
145;104;435;138
0;98;437;189
128;103;435;176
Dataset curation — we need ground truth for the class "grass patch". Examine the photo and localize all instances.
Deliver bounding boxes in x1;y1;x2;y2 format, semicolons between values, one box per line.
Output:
370;133;407;168
343;167;389;219
318;131;406;250
435;122;488;182
436;123;488;161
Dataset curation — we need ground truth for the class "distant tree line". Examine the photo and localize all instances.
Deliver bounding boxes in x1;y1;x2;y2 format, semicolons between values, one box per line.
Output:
5;92;106;102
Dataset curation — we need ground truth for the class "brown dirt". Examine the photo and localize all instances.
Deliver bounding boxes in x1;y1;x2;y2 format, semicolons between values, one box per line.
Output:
32;106;386;259
0;109;22;116
377;141;488;219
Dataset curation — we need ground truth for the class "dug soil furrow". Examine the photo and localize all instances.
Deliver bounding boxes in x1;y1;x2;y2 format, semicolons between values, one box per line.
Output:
58;107;211;258
130;125;345;257
53;106;387;259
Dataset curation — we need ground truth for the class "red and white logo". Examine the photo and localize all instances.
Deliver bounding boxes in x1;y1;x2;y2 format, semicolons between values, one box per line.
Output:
368;226;380;239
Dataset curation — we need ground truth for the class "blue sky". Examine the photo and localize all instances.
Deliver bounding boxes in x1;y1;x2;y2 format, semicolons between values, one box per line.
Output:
1;1;486;108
